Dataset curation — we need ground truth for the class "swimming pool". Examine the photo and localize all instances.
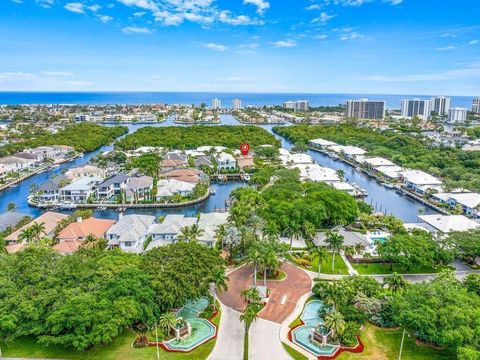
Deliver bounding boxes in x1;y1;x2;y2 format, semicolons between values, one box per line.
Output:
291;300;340;357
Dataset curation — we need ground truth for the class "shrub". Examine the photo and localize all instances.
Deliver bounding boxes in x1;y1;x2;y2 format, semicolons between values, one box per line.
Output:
339;321;360;347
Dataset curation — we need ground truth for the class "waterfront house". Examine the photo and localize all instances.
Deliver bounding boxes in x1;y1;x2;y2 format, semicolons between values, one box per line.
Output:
194;155;214;168
446;192;480;218
160;159;185;171
26;146;56;160
329;145;367;159
373;165;403;180
96;173;129;199
50;145;74;157
196;212;228;247
328;181;357;195
5;211;69;245
418;214;480;234
59;176;103;203
296;164;340;183
0;211;29;233
123;175;154;202
35;174;69;203
105;214;156;253
237;154;254;171
216;152;237;171
65;165;105;180
163;168;203;184
156;179;196;200
309;138;337;150
399;170;443;193
362;157;396;169
147;214;197;250
0;156;33;172
57;217;115;243
14;151;43;165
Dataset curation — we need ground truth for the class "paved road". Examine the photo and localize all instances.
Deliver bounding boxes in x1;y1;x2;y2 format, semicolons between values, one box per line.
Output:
219;262;312;323
249;318;290;360
208;304;245;360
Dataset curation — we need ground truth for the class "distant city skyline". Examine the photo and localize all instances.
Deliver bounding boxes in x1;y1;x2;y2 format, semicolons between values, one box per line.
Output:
1;0;479;95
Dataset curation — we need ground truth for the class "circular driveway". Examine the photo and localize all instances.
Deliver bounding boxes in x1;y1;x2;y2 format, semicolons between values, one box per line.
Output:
219;262;312;324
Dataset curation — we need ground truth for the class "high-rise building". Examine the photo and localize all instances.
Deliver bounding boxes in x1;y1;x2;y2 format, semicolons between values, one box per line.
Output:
472;98;480;114
448;107;468;123
400;98;432;119
212;98;221;110
432;96;451;116
232;99;242;110
282;100;310;112
346;99;386;120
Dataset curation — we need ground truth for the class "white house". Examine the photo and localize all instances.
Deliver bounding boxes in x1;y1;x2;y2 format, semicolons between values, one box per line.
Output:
309;138;337;149
362;157;396;168
400;170;442;193
196;212;229;247
447;192;480;218
156;179;196;199
59;176;103;203
329;145;367;159
96;174;129;199
418;214;480;234
147;215;197;250
0;156;34;172
216;152;236;170
106;214;156;253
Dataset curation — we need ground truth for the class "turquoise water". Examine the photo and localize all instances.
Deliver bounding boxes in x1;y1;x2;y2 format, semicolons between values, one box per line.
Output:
164;318;215;351
166;296;215;351
292;300;339;356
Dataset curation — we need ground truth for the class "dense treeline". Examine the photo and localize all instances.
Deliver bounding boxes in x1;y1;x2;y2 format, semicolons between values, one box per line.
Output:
115;125;280;150
313;272;480;359
274;124;480;191
229;168;359;235
0;123;128;156
0;242;224;351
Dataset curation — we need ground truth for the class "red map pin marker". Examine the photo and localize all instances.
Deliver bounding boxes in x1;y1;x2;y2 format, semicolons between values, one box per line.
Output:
240;143;250;156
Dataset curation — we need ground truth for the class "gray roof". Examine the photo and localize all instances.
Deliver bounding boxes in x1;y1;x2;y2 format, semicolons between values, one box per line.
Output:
38;175;68;192
0;211;29;232
194;156;213;167
14;152;39;160
98;173;129;188
165;152;187;162
106;214;156;248
313;227;370;248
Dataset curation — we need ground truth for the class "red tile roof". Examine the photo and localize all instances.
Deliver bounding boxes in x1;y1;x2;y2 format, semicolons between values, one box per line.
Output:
52;240;82;254
57;217;115;241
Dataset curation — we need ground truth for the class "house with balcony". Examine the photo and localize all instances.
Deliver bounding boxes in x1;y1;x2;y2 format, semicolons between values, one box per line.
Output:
59;176;103;203
106;214;156;253
96;173;129;200
146;214;197;250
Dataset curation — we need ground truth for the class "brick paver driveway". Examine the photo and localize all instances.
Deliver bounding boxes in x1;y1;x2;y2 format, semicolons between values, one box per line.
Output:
219;262;312;324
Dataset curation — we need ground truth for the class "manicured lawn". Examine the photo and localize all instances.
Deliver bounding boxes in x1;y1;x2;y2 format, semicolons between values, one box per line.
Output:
1;307;221;360
352;262;452;275
282;342;308;360
311;253;349;275
338;324;455;360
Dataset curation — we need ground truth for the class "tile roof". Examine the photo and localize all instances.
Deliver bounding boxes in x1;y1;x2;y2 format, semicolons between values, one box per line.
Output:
57;217;115;241
5;211;69;242
53;240;82;254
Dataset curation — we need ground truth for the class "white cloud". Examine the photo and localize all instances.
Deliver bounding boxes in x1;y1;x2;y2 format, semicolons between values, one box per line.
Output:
98;15;113;23
35;0;54;8
306;4;321;10
133;11;146;17
225;76;243;81
312;12;336;23
0;72;38;82
243;0;270;14
64;2;85;14
271;40;297;48
384;0;402;4
10;0;23;4
218;11;262;26
88;4;101;12
469;40;479;45
314;34;328;39
41;71;74;76
436;45;456;51
122;26;151;34
204;43;227;51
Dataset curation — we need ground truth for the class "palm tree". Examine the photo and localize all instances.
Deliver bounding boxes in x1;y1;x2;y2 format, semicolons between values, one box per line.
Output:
315;281;346;310
247;246;262;287
188;223;204;243
7;202;16;211
214;224;227;250
81;234;99;250
283;224;302;252
262;223;279;242
176;226;191;242
324;311;346;340
211;268;229;312
240;287;261;305
383;272;406;294
260;245;278;287
19;227;35;244
158;312;177;334
239;303;259;332
30;222;46;242
325;230;344;272
312;246;329;279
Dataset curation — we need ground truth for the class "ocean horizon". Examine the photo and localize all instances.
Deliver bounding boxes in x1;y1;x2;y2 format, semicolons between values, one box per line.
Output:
0;91;475;109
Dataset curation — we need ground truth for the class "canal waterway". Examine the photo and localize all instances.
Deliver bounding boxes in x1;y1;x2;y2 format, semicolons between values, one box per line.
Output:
0;114;435;222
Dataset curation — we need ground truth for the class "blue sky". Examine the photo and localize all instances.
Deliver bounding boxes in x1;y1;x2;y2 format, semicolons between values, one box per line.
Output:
1;0;479;95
